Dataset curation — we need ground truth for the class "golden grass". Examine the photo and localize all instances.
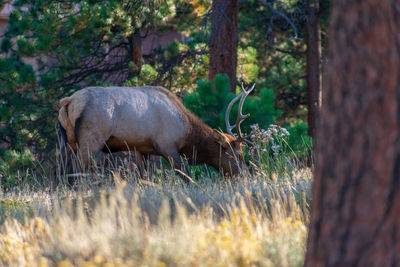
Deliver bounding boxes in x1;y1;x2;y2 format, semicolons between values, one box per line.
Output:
0;168;311;267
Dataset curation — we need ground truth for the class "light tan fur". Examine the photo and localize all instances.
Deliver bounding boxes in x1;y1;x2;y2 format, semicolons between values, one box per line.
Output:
58;92;88;151
58;97;75;149
57;86;247;182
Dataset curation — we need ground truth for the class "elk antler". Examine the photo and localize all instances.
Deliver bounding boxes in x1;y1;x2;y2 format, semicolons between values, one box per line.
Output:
225;83;255;145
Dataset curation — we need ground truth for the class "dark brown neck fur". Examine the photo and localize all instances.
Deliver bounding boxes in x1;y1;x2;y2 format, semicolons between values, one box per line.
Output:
179;115;221;167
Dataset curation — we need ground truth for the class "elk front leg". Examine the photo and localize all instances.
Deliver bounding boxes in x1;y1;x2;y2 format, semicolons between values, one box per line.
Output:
162;149;191;183
134;151;150;178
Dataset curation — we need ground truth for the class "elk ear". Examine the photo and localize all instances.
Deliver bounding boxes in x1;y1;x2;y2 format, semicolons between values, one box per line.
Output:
212;129;230;148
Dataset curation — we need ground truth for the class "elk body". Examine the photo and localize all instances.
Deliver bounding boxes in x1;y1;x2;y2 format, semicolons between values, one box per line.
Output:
57;85;254;185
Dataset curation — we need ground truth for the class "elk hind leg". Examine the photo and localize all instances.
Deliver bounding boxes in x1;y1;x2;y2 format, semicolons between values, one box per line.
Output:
73;131;107;185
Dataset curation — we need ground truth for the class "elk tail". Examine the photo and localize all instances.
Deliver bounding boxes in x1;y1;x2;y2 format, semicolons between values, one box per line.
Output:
58;97;71;136
58;97;77;147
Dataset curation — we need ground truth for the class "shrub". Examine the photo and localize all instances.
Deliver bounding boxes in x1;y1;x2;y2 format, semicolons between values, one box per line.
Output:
0;199;33;224
184;74;280;134
0;150;39;189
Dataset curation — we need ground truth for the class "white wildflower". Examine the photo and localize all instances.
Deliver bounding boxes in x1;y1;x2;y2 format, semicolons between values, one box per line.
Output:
250;124;259;131
262;130;271;138
281;128;290;136
271;145;280;152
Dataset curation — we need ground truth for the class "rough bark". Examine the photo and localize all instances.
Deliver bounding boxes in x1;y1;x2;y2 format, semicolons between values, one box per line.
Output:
305;0;321;140
305;1;400;266
209;0;239;92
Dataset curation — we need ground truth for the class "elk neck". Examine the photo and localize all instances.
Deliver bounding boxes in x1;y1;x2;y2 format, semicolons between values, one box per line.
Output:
180;115;221;166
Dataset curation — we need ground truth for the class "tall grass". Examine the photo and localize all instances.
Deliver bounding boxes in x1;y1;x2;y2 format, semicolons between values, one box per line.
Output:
0;169;311;266
0;126;312;266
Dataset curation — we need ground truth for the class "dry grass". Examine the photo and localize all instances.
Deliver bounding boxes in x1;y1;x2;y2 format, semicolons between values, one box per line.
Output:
0;159;311;266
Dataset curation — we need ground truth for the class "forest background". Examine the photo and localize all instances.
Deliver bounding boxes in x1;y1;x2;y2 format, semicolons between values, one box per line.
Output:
0;0;329;187
1;1;399;266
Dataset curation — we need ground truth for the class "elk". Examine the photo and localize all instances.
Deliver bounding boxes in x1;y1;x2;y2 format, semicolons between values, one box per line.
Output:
56;84;254;185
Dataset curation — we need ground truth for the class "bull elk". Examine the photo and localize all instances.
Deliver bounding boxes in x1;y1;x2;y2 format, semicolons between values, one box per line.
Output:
56;84;254;185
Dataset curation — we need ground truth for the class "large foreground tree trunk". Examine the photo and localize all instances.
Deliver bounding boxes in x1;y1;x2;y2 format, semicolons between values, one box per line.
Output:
305;0;321;140
305;1;400;266
209;0;239;92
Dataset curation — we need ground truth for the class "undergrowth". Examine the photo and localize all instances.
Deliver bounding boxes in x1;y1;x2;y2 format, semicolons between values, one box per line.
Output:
0;125;312;267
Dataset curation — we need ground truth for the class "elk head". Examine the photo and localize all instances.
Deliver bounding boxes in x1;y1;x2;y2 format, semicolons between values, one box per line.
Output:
212;84;255;177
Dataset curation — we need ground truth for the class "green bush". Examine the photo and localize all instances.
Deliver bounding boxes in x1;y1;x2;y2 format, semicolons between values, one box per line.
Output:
184;74;280;135
284;120;313;157
125;64;158;87
0;199;34;224
0;149;39;189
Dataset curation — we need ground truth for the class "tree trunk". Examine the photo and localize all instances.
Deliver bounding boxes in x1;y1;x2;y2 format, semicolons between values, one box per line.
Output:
128;29;142;78
209;0;239;92
305;0;321;140
305;1;400;266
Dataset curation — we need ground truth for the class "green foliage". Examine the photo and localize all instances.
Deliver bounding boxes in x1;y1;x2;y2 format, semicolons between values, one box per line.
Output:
239;0;308;121
184;75;229;129
0;150;38;189
284;120;312;157
125;64;158;87
184;74;280;134
237;46;259;84
0;199;34;224
248;123;310;176
0;55;41;149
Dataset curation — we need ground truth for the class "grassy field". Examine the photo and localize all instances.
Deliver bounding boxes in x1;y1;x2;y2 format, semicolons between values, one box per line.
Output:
0;127;312;266
0;165;311;267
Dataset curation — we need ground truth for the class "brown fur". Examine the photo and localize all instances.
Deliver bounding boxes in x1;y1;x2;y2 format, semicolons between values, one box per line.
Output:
178;115;246;176
58;86;247;181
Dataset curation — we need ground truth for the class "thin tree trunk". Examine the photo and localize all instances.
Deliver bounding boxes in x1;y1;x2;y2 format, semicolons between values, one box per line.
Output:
128;29;142;78
305;0;321;140
209;0;239;92
305;1;400;266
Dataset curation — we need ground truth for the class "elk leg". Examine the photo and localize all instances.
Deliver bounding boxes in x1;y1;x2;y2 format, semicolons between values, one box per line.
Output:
74;131;107;183
135;150;143;169
141;153;152;175
162;149;191;183
134;151;148;178
78;142;104;169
